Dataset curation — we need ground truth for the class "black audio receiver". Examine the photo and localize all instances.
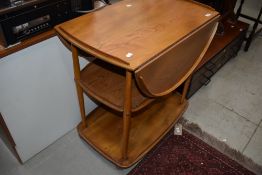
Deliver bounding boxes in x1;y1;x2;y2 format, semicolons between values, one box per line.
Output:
0;0;71;47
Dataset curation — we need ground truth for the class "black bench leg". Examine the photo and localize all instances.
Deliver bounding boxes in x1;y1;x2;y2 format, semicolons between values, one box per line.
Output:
103;0;111;5
244;6;262;51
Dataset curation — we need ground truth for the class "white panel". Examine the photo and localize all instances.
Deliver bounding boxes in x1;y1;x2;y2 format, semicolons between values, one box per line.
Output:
0;37;97;162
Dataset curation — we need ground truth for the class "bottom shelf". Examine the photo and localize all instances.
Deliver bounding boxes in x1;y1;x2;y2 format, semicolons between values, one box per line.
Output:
77;93;188;168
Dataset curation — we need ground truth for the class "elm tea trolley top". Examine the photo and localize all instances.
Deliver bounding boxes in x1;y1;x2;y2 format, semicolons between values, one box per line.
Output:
55;0;219;168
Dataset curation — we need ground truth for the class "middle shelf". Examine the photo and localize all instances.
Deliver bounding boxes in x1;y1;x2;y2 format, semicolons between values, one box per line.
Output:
78;59;154;112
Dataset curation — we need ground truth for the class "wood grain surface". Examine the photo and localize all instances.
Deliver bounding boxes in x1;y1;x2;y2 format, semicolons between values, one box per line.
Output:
77;93;188;168
79;59;154;112
135;20;218;97
55;0;220;168
56;0;219;70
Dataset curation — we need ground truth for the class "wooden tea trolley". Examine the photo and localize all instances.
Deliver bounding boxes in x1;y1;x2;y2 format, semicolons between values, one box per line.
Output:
55;0;219;168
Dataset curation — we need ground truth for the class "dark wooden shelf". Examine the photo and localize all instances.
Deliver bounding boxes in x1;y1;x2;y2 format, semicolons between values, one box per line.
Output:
185;20;249;98
77;93;188;168
79;59;154;112
0;29;56;59
196;20;249;70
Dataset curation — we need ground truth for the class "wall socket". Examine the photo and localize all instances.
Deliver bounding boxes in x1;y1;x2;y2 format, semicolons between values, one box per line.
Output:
174;123;182;135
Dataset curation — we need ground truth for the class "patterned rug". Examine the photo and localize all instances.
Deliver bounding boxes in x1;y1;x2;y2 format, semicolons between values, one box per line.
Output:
128;130;255;175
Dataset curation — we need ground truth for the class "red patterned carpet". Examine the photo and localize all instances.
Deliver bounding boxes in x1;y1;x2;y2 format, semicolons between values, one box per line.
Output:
128;130;254;175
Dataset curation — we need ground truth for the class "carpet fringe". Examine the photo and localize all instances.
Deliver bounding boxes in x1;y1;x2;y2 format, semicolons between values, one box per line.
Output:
178;117;262;175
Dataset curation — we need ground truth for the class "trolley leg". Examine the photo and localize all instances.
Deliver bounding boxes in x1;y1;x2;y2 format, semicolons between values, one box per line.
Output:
181;76;191;104
121;70;132;161
72;45;87;128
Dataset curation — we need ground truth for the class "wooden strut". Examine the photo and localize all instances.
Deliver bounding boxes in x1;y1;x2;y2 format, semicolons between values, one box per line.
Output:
72;45;87;128
121;70;132;161
181;76;192;104
0;113;22;163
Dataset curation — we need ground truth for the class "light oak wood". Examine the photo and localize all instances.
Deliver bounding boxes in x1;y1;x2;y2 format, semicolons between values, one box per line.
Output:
78;60;154;112
121;70;132;161
135;21;218;97
181;76;192;104
77;93;188;167
55;0;219;71
55;0;220;168
72;45;87;128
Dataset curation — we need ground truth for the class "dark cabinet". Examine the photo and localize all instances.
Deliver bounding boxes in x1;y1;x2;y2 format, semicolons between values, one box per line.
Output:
186;20;249;98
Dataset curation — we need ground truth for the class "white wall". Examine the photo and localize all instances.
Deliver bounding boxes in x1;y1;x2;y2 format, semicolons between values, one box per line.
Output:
0;37;96;162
